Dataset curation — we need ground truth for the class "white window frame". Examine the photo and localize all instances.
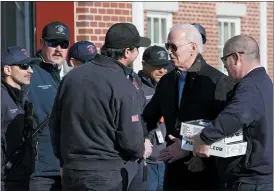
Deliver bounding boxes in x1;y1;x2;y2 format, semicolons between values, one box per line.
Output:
147;11;172;48
218;17;241;74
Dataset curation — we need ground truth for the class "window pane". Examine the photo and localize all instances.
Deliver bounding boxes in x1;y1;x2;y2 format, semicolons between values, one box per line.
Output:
161;18;166;44
224;22;228;42
218;22;222;46
231;22;235;37
147;17;151;40
154;18;159;43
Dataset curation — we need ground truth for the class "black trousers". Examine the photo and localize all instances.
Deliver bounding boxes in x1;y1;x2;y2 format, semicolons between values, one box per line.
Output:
62;168;123;191
163;159;219;190
1;180;29;191
124;161;146;191
29;176;62;191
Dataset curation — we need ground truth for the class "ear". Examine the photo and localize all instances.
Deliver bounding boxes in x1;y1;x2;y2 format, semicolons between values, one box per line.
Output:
69;58;75;67
124;48;130;59
232;53;239;65
40;38;45;47
142;60;145;67
3;65;11;76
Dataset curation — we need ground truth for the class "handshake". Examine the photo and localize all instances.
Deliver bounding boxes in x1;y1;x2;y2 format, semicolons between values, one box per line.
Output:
143;135;205;172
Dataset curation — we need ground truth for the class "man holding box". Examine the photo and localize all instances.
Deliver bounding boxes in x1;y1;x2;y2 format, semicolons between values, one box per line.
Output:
190;35;273;191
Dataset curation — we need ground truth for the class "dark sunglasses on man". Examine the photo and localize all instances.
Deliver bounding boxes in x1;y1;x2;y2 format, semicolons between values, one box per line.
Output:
46;39;69;49
11;63;32;70
165;42;192;52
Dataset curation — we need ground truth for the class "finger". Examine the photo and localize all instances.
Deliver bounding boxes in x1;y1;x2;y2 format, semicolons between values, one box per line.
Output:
188;161;195;171
184;157;194;165
168;134;177;141
158;153;172;161
168;156;178;163
159;147;169;154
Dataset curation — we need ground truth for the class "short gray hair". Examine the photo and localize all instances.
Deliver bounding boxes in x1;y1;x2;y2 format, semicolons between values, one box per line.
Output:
170;24;204;54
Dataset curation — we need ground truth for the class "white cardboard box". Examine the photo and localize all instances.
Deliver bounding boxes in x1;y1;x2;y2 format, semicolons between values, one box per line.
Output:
180;120;243;144
181;138;247;158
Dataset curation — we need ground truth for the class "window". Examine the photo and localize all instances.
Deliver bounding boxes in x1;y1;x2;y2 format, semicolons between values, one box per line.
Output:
147;11;172;48
218;17;240;74
1;2;35;56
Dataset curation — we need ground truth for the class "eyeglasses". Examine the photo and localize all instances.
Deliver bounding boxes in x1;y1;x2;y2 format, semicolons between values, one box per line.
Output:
221;52;244;64
46;39;69;49
165;42;192;52
12;63;31;70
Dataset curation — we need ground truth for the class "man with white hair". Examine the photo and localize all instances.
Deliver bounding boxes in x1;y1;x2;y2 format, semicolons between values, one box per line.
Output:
142;24;234;190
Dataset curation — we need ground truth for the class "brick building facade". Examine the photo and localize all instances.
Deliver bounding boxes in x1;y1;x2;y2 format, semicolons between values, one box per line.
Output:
75;1;273;78
1;1;272;77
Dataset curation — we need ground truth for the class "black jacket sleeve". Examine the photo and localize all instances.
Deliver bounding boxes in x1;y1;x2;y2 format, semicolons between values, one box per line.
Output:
116;93;145;161
200;85;263;145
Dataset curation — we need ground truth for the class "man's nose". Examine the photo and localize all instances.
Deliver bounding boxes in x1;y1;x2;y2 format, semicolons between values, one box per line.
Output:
28;66;33;73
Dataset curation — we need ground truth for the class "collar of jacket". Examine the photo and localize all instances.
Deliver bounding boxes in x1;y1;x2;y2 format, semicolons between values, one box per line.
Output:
93;54;134;77
176;53;204;74
35;51;61;73
1;77;26;106
138;70;157;88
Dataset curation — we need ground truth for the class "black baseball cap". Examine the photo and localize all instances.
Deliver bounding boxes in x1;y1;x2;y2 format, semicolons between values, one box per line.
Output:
68;41;98;62
192;23;206;44
104;23;151;49
143;45;170;66
42;21;70;41
1;46;40;68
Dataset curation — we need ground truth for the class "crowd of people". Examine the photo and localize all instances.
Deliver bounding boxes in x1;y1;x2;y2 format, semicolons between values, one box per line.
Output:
1;20;273;191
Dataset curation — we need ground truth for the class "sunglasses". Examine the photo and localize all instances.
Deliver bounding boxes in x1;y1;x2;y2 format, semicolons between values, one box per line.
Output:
221;52;244;64
12;63;31;70
46;39;69;49
165;42;192;52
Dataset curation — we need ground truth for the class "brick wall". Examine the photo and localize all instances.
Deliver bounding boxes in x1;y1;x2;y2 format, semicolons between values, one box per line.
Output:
75;2;132;51
74;2;272;77
267;2;273;79
144;2;273;78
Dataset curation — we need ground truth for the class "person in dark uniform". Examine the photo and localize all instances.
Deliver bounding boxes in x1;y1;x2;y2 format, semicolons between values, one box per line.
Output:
142;24;234;190
191;35;273;191
67;40;98;67
138;45;170;191
49;22;151;191
27;21;70;191
1;46;38;191
100;23;153;191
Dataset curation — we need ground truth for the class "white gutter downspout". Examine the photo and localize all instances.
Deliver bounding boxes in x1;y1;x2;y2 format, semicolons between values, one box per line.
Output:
132;2;144;73
260;2;267;72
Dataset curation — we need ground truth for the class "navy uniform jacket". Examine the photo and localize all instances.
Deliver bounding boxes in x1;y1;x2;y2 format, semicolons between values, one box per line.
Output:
201;67;273;185
138;70;167;164
1;79;34;181
28;57;61;176
142;54;234;190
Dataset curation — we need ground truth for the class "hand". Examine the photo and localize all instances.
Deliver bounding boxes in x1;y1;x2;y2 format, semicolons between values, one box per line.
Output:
159;134;190;163
189;133;210;158
184;156;205;172
143;139;153;159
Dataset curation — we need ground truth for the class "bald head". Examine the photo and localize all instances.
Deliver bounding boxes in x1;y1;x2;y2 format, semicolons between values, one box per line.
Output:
170;24;204;54
223;35;260;62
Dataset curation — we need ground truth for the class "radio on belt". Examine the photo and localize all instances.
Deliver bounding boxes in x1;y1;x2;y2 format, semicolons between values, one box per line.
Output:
180;119;247;158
